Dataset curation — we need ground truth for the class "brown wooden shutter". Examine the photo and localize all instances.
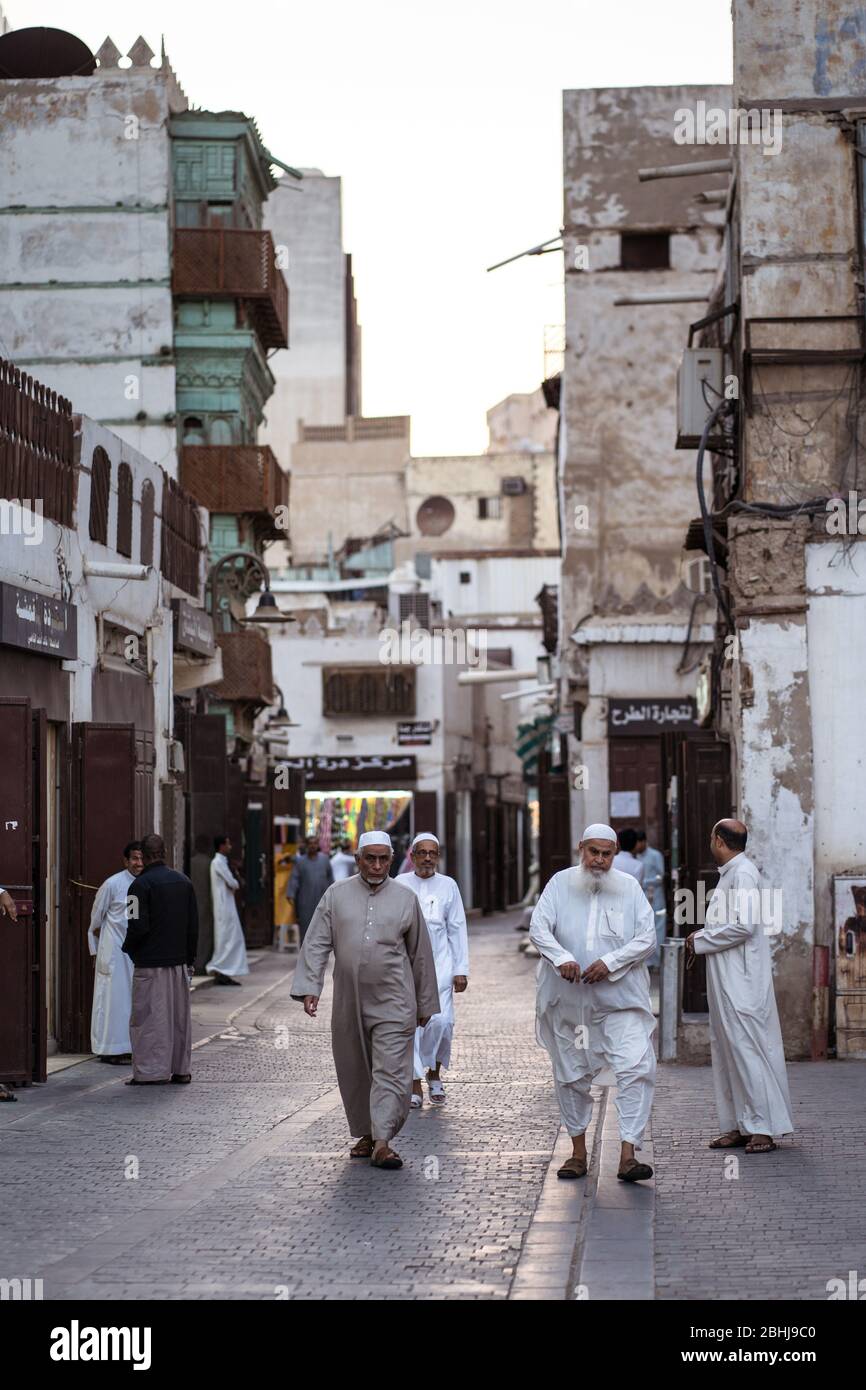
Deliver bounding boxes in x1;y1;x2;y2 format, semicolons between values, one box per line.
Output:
89;446;111;544
140;479;155;567
116;461;133;557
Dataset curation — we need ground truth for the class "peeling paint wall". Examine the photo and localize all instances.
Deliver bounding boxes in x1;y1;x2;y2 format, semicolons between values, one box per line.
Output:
0;70;182;472
727;0;866;1054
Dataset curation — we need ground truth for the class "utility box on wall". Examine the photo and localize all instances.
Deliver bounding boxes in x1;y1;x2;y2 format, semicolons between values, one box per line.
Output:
676;347;725;448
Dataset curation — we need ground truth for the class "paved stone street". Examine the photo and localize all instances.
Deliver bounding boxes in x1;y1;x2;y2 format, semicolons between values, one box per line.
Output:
2;912;864;1301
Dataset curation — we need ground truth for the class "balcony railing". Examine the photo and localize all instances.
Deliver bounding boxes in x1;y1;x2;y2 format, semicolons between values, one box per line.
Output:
211;629;274;706
180;445;289;537
173;228;289;349
0;357;74;527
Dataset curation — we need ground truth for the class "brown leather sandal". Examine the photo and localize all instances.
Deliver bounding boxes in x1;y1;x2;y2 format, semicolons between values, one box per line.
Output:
744;1137;776;1154
708;1131;748;1149
349;1136;374;1158
617;1158;654;1182
557;1156;588;1180
370;1145;403;1169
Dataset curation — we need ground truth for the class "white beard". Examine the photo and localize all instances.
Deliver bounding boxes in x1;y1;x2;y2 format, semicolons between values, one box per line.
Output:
577;863;606;895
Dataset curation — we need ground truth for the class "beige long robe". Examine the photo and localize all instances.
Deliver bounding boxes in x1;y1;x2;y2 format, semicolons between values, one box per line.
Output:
291;874;440;1142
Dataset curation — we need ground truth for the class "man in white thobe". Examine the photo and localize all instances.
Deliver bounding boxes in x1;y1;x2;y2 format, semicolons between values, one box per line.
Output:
88;841;143;1063
397;833;469;1107
330;839;357;882
687;819;793;1154
612;828;645;884
207;835;249;985
530;824;658;1182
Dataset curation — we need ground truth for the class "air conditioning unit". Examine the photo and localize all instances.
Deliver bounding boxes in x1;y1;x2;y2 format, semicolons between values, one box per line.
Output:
676;347;725;448
501;476;527;496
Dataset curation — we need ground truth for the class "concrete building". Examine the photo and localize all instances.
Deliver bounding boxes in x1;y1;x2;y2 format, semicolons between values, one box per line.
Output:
682;0;866;1057
0;359;212;1075
0;37;186;472
284;415;410;568
487;387;557;454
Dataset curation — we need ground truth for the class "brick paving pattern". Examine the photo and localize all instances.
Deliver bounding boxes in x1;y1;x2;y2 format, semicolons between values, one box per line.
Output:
2;913;863;1301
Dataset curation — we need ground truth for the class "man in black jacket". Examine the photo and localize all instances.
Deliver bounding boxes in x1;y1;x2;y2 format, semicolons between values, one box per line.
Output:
122;833;198;1086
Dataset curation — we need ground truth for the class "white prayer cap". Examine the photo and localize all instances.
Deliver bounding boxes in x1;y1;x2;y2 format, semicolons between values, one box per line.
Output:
410;832;439;851
357;831;393;851
581;823;618;843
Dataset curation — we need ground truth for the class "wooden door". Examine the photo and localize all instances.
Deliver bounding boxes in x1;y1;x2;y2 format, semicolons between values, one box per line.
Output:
608;737;663;845
678;735;732;1012
242;783;272;949
0;699;38;1083
538;749;571;892
62;724;135;1053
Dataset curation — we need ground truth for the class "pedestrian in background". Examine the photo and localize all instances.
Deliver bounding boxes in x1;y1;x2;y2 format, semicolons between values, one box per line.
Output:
207;835;249;986
635;828;666;967
123;833;198;1087
287;835;334;943
330;838;357;882
613;828;644;884
88;841;142;1064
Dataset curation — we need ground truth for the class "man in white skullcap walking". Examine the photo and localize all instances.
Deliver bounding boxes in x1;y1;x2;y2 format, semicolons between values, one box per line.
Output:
530;824;658;1182
396;833;469;1108
291;831;440;1170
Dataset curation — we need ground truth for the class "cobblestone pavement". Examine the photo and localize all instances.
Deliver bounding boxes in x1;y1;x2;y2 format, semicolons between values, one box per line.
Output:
1;912;568;1301
651;1058;866;1301
2;914;863;1302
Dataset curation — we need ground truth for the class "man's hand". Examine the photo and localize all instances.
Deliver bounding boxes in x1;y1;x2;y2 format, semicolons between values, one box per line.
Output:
559;960;581;982
0;891;18;921
418;1015;431;1027
303;995;319;1018
582;959;610;984
686;932;697;955
453;975;468;993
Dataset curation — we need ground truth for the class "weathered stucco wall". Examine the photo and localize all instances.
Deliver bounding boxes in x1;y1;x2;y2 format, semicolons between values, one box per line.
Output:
0;70;181;473
405;451;558;558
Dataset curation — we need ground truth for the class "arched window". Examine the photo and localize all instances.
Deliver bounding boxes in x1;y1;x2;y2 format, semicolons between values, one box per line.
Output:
116;462;133;557
182;416;205;446
89;447;110;545
140;479;155;568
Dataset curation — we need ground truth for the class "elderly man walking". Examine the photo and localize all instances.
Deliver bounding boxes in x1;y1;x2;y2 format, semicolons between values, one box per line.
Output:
122;834;198;1087
291;831;440;1170
530;824;658;1182
397;833;469;1108
687;819;793;1155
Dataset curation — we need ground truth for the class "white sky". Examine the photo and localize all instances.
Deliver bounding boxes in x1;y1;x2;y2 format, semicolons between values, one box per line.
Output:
8;0;732;454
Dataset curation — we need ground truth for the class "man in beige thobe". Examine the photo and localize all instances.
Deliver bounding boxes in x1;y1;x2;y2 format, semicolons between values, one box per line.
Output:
292;830;440;1170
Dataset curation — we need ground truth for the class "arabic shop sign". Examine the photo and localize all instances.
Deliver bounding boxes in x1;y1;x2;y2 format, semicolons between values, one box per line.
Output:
607;697;699;736
0;582;77;660
172;599;215;658
397;721;433;746
282;754;418;785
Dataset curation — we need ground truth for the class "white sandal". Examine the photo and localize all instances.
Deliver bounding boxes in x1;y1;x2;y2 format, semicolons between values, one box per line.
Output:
410;1091;423;1109
427;1078;445;1104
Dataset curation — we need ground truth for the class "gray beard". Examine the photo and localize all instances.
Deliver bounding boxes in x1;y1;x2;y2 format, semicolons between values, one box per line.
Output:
577;864;605;895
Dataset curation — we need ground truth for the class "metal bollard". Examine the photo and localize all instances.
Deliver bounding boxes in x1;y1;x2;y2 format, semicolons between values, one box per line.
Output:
659;938;684;1061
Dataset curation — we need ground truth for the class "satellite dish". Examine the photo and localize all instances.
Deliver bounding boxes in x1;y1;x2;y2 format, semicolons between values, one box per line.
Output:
0;28;96;79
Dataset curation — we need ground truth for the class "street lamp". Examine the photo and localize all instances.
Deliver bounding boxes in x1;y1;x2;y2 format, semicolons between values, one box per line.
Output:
207;550;296;626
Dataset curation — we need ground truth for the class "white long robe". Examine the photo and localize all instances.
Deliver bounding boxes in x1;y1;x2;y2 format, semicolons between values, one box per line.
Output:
207;854;249;978
397;871;469;1076
88;869;135;1055
530;865;657;1144
693;852;793;1138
